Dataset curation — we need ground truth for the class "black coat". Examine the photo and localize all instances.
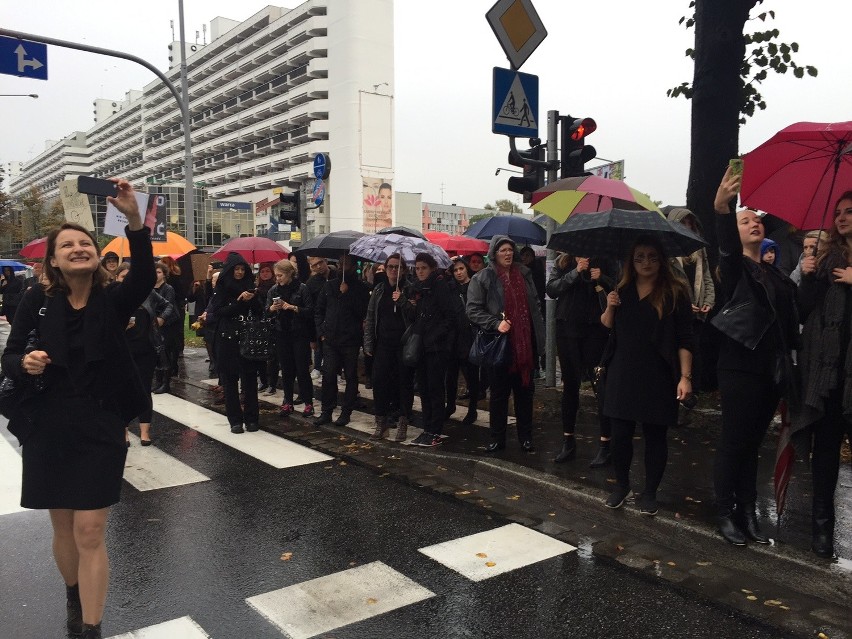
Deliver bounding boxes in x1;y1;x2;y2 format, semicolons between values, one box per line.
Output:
315;274;369;347
266;280;313;340
1;226;155;431
410;272;456;354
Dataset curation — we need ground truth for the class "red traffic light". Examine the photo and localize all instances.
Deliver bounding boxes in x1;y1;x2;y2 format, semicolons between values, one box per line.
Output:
569;117;597;141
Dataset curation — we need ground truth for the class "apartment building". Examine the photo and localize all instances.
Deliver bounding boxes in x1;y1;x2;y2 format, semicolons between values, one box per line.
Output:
9;0;394;246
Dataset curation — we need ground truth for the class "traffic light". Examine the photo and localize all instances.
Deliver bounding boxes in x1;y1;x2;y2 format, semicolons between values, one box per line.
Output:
507;145;545;203
278;192;300;228
560;116;597;178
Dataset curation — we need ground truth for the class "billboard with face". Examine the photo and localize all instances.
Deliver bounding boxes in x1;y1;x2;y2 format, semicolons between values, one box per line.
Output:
363;177;393;232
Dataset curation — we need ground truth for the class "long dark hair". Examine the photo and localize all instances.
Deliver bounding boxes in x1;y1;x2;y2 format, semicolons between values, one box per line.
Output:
816;190;852;269
43;222;112;297
617;235;688;318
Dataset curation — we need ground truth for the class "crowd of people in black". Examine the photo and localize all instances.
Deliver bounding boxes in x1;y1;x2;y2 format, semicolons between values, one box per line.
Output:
1;173;851;637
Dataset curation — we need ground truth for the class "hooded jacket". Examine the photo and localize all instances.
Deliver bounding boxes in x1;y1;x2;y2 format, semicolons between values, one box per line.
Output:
667;207;716;314
210;252;261;338
545;255;617;335
410;269;456;354
466;235;545;358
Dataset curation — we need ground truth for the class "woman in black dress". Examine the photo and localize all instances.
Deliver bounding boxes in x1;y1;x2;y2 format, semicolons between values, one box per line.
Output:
1;179;154;639
0;265;23;325
601;235;694;516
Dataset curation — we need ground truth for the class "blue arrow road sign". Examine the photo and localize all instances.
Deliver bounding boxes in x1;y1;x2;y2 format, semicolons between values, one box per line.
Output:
492;67;538;137
0;36;47;80
313;153;330;180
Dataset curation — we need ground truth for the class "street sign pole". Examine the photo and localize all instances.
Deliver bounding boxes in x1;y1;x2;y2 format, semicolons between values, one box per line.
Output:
177;0;194;245
0;27;193;238
544;109;559;388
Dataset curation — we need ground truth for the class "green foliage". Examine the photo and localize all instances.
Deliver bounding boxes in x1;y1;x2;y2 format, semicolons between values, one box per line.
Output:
482;199;521;216
468;212;496;226
667;3;818;122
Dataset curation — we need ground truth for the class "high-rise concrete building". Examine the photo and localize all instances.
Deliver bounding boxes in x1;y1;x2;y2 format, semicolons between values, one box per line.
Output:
8;0;394;246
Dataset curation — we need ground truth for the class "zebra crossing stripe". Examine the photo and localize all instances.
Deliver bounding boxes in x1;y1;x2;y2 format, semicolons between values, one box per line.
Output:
124;433;210;492
0;432;25;516
108;615;210;638
151;394;332;469
246;561;435;639
418;523;577;581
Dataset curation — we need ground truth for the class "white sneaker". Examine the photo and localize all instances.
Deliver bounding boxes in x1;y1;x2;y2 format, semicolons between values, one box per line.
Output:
311;369;321;380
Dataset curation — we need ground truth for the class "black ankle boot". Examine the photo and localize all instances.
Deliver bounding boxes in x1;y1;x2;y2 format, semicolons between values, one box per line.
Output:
554;436;576;463
718;511;748;546
737;503;770;544
80;622;102;639
589;443;611;468
66;583;82;636
812;501;835;559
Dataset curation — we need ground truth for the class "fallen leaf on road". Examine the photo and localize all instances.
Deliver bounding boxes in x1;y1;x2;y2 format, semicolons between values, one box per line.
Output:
476;552;488;558
606;478;617;484
548;512;556;517
746;595;757;601
764;600;783;607
667;561;676;567
616;545;624;552
485;561;496;567
506;495;520;500
817;633;829;639
779;605;790;611
349;561;357;566
741;589;753;594
339;461;347;466
324;465;333;469
696;561;711;567
387;455;401;460
456;490;472;495
380;473;389;477
366;598;378;605
280;552;293;561
675;513;682;519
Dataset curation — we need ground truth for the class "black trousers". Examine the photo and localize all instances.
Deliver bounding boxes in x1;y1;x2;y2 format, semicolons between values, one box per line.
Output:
609;418;668;494
416;351;448;435
372;343;414;418
446;357;479;415
216;337;259;426
276;336;313;405
811;389;852;523
714;369;780;512
489;367;534;443
320;343;359;414
556;330;610;437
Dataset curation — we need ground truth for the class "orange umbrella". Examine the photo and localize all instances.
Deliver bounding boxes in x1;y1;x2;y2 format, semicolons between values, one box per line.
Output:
102;232;196;259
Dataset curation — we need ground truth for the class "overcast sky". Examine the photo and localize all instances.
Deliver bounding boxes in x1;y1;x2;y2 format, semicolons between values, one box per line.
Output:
1;1;850;210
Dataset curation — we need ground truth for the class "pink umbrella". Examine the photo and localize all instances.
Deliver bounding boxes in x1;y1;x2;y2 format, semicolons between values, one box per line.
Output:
211;236;289;264
19;237;47;259
741;121;852;230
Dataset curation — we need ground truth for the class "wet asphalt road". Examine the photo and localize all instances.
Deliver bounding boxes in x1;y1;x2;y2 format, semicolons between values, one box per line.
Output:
0;410;796;639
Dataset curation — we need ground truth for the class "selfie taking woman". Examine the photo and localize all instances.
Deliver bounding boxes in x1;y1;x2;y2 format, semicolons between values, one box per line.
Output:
1;179;154;639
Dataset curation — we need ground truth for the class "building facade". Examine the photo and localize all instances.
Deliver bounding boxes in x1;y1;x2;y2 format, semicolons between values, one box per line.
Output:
8;0;394;247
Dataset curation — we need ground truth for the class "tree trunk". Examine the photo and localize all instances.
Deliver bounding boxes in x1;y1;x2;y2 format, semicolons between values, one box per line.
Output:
686;0;756;267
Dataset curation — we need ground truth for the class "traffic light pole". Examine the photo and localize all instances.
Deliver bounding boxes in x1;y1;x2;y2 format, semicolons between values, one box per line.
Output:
544;110;559;388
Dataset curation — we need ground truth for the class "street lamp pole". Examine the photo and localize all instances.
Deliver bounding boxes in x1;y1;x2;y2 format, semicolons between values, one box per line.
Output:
0;94;38;98
177;0;195;244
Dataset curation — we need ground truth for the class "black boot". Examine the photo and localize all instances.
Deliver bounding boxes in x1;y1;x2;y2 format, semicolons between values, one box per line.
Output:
554;435;576;463
737;502;770;544
718;510;748;546
80;623;102;639
589;441;611;468
812;500;835;559
152;374;171;394
66;583;82;636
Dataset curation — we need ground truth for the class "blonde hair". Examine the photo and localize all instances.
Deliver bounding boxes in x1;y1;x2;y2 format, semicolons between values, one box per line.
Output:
274;259;296;277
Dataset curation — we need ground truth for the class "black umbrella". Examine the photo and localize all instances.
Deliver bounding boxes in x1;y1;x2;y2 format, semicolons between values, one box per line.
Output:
293;230;366;257
547;209;707;259
376;225;427;239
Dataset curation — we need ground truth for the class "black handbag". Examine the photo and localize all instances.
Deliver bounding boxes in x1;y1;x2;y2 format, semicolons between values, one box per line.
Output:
469;329;510;368
401;324;423;367
238;312;273;361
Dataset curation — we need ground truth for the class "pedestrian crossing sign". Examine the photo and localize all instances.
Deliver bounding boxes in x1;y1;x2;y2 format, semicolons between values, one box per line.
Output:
492;67;538;137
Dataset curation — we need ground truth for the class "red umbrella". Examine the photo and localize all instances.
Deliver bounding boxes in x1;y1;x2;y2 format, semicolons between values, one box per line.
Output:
438;235;489;255
424;231;451;242
19;237;47;259
211;236;289;263
741;121;852;230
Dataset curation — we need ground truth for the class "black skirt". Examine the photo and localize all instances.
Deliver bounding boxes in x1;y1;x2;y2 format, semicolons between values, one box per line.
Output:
21;395;127;510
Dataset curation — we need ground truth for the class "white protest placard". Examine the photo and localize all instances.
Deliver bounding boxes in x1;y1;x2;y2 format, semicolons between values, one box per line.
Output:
59;180;95;231
104;192;166;241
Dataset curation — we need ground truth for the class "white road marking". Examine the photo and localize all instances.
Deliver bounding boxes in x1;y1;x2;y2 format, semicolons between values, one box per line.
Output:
246;561;435;639
123;433;210;492
152;394;332;469
0;432;24;515
418;523;576;581
108;615;210;638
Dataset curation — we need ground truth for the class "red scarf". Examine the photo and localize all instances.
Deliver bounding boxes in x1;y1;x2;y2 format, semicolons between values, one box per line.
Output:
499;265;534;386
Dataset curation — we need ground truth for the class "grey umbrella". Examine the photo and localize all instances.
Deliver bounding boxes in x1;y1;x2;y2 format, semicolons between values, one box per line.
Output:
349;233;451;269
547;209;707;259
